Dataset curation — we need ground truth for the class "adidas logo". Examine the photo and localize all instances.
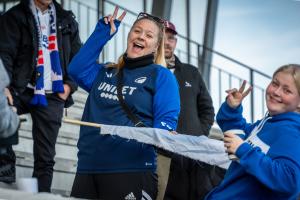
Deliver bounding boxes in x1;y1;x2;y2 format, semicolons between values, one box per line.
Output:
125;192;136;200
185;81;192;87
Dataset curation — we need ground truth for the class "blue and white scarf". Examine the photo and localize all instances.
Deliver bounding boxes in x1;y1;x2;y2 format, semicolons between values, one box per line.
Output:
29;1;64;106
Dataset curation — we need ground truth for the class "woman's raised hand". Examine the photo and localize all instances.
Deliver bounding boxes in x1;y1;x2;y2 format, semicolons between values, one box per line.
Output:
104;6;126;35
226;80;252;109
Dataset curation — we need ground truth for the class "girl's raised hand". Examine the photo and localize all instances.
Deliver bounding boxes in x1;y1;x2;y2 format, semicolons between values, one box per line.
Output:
226;80;252;109
103;6;126;35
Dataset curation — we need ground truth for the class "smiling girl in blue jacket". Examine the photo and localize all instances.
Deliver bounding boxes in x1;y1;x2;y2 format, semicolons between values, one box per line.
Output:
206;64;300;200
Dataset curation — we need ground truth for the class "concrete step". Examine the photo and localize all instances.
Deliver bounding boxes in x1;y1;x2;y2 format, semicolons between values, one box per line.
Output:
16;151;77;173
14;134;78;161
14;119;79;195
15;115;79;160
0;187;79;200
15;151;76;196
73;88;88;102
65;88;88;120
9;89;89;195
19;117;80;145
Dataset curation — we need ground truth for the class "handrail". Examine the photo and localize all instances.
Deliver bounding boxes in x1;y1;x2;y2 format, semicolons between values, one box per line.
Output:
199;44;271;78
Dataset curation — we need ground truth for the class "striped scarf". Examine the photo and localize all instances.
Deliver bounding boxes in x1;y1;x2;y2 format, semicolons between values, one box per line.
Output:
29;1;64;106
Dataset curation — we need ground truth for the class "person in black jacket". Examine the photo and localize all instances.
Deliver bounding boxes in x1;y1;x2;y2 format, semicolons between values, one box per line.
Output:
0;0;81;192
163;21;226;200
0;59;20;184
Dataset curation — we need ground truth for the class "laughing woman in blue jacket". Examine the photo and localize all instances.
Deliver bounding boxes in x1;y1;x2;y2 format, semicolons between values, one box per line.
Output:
68;7;180;200
206;64;300;200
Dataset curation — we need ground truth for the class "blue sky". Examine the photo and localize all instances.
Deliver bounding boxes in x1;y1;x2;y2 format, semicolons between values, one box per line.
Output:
209;0;300;120
214;0;300;75
73;0;300;77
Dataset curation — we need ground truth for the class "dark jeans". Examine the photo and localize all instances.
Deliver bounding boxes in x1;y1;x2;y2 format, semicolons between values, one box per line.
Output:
71;171;158;200
164;155;226;200
12;88;65;192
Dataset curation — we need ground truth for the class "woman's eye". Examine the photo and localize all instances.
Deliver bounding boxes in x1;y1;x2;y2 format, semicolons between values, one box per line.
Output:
271;81;278;87
283;88;292;94
146;34;153;38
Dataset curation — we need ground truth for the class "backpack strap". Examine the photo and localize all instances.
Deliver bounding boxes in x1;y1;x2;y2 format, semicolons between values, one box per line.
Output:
116;69;146;127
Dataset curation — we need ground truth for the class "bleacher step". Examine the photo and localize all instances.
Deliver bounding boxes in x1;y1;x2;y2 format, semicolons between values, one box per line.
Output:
9;89;88;195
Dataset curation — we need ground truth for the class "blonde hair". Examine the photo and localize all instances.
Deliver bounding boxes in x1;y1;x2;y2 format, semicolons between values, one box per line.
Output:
108;16;166;69
273;64;300;95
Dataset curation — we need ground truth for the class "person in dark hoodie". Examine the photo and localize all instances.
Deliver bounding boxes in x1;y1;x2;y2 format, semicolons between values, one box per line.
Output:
162;20;225;200
0;0;81;192
206;64;300;199
68;7;180;200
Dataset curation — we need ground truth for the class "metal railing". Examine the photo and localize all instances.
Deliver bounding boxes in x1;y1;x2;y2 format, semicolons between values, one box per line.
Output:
1;0;272;122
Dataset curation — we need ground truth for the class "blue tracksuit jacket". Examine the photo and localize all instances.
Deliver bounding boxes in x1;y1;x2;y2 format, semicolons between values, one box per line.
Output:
206;102;300;200
68;19;180;173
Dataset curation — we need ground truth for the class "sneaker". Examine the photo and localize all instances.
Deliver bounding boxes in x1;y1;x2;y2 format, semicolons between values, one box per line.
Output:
0;146;16;183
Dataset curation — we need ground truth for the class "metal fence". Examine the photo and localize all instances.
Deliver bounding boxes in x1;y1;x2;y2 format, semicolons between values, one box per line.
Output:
1;0;272;122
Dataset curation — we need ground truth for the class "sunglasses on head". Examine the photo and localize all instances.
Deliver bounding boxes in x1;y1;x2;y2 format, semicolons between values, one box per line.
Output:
137;12;165;24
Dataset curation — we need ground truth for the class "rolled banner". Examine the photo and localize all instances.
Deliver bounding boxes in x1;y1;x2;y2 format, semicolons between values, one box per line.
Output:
100;124;231;169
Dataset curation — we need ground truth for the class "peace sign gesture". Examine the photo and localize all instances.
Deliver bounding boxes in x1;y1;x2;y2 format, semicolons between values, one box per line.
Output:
226;80;252;109
104;6;126;35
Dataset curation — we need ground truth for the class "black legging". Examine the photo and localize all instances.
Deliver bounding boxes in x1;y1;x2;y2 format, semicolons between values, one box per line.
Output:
71;171;158;200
